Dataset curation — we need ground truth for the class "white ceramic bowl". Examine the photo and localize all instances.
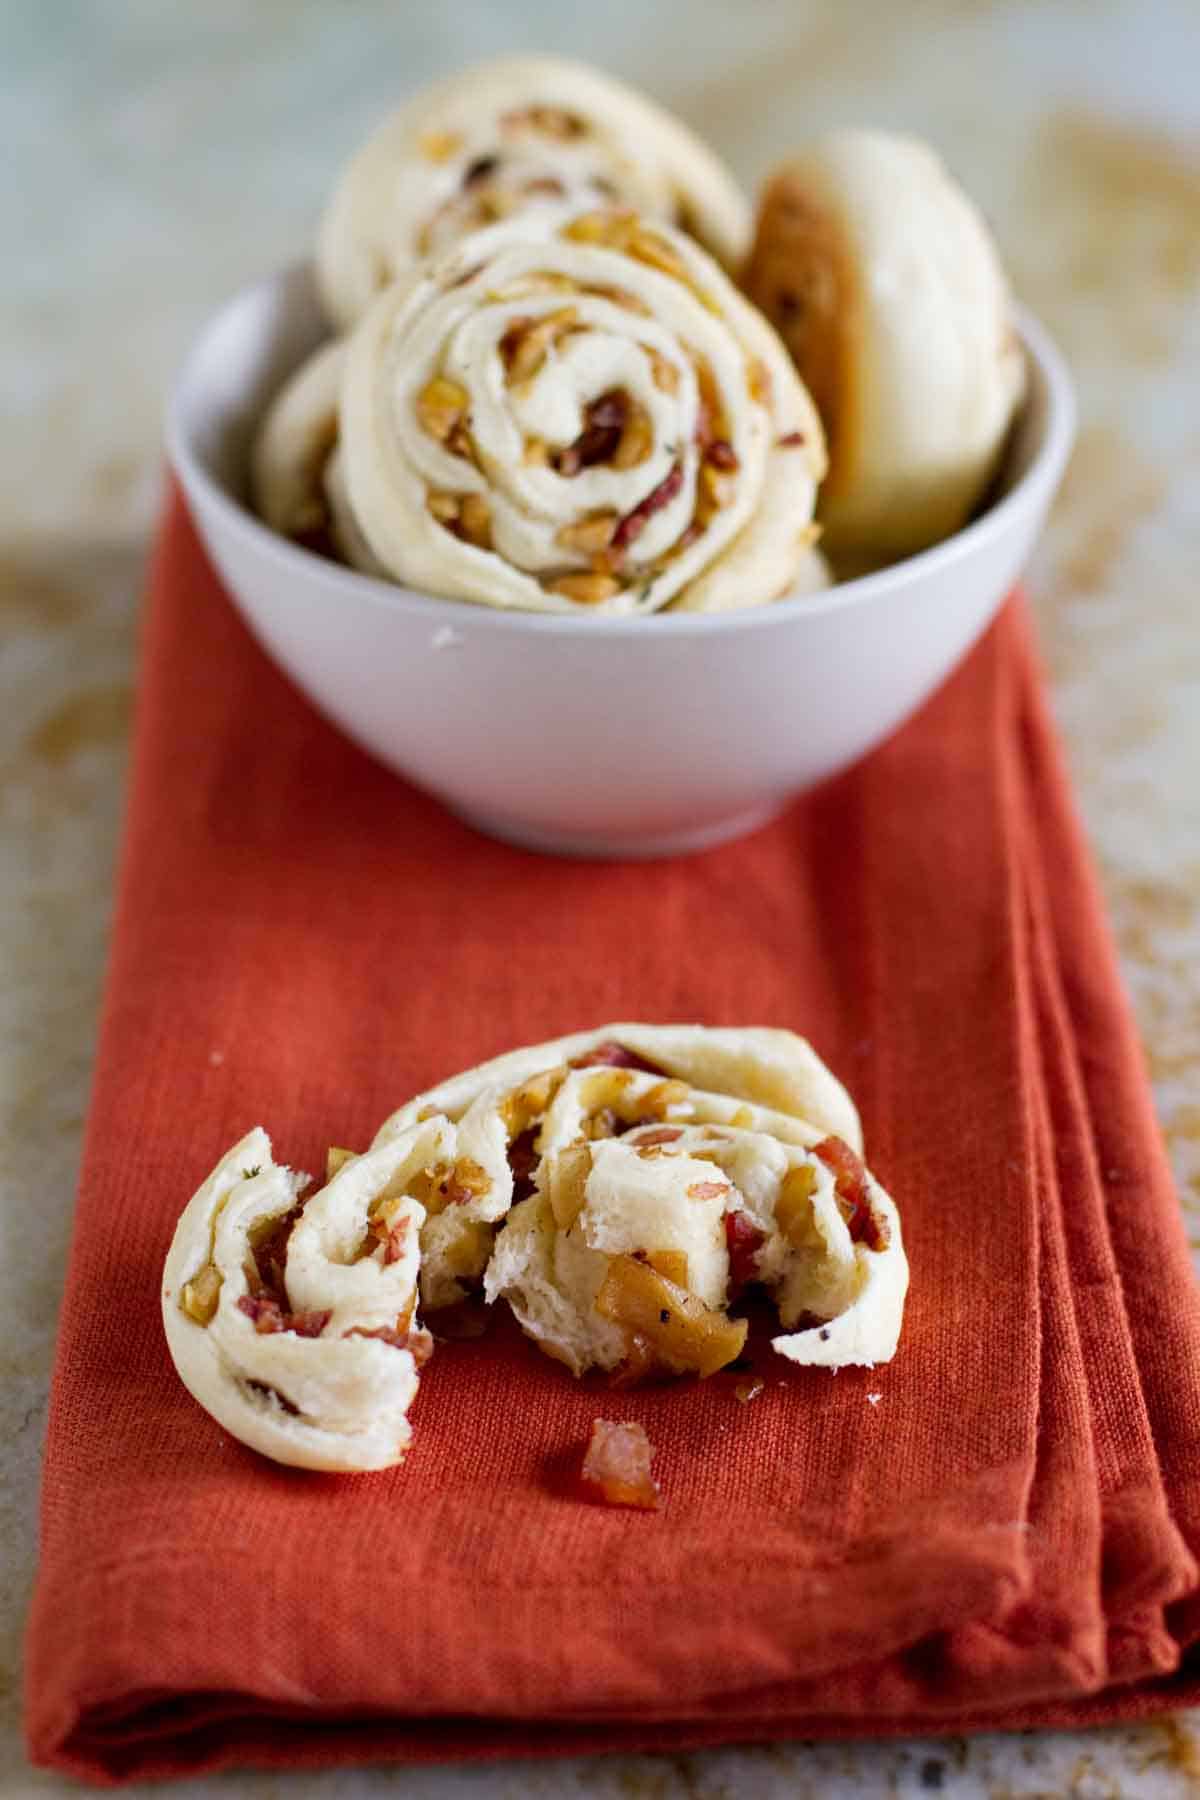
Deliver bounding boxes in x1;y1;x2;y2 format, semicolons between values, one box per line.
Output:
167;265;1075;859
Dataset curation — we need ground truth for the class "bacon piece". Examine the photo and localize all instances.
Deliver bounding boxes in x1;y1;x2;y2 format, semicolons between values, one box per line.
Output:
555;390;628;475
611;463;683;552
581;1418;659;1510
557;428;617;475
724;1210;766;1298
629;1126;684;1147
382;1216;411;1264
705;438;739;470
569;1040;666;1075
366;1210;412;1265
813;1136;887;1249
585;392;629;430
462;153;499;187
777;430;808;448
248;1203;304;1306
236;1295;331;1337
687;1179;730;1201
345;1323;434;1366
346;1323;409;1350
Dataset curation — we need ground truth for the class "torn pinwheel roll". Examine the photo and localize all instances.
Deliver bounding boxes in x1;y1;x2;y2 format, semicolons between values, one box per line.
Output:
163;1030;905;1467
742;129;1026;564
339;209;826;614
370;1024;906;1379
250;340;384;574
161;1124;437;1471
317;55;751;331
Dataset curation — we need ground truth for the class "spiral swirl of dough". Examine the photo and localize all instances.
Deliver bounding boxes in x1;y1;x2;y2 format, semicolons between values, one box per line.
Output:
316;55;751;331
161;1124;442;1471
373;1025;907;1378
339;209;826;615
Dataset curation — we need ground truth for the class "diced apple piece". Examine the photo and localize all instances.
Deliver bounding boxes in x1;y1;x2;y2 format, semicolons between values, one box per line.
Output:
637;1079;691;1121
775;1162;819;1248
577;1068;689;1130
500;1067;564;1137
548;1143;592;1229
180;1262;222;1325
595;1254;747;1378
440;1156;492;1207
643;1248;689;1287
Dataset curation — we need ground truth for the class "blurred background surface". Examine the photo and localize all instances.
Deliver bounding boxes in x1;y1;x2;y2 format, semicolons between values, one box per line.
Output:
3;2;1199;1793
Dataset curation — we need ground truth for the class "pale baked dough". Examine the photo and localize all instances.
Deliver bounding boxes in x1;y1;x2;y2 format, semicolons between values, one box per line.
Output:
161;1125;437;1471
376;1024;863;1148
338;208;825;615
743;129;1026;563
466;1038;907;1375
163;1028;907;1469
792;543;834;597
250;340;385;574
317;55;751;330
372;1023;906;1370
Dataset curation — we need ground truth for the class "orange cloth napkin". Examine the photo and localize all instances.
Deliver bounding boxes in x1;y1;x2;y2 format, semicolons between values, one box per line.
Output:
25;492;1200;1783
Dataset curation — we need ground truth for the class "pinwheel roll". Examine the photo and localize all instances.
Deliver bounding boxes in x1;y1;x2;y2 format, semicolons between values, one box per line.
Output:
481;1055;906;1379
161;1125;437;1471
250;341;385;574
317;55;752;330
339;209;826;615
368;1025;905;1375
743;129;1026;564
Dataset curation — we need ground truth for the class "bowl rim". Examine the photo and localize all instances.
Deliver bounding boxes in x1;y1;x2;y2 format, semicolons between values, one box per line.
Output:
166;266;1077;640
